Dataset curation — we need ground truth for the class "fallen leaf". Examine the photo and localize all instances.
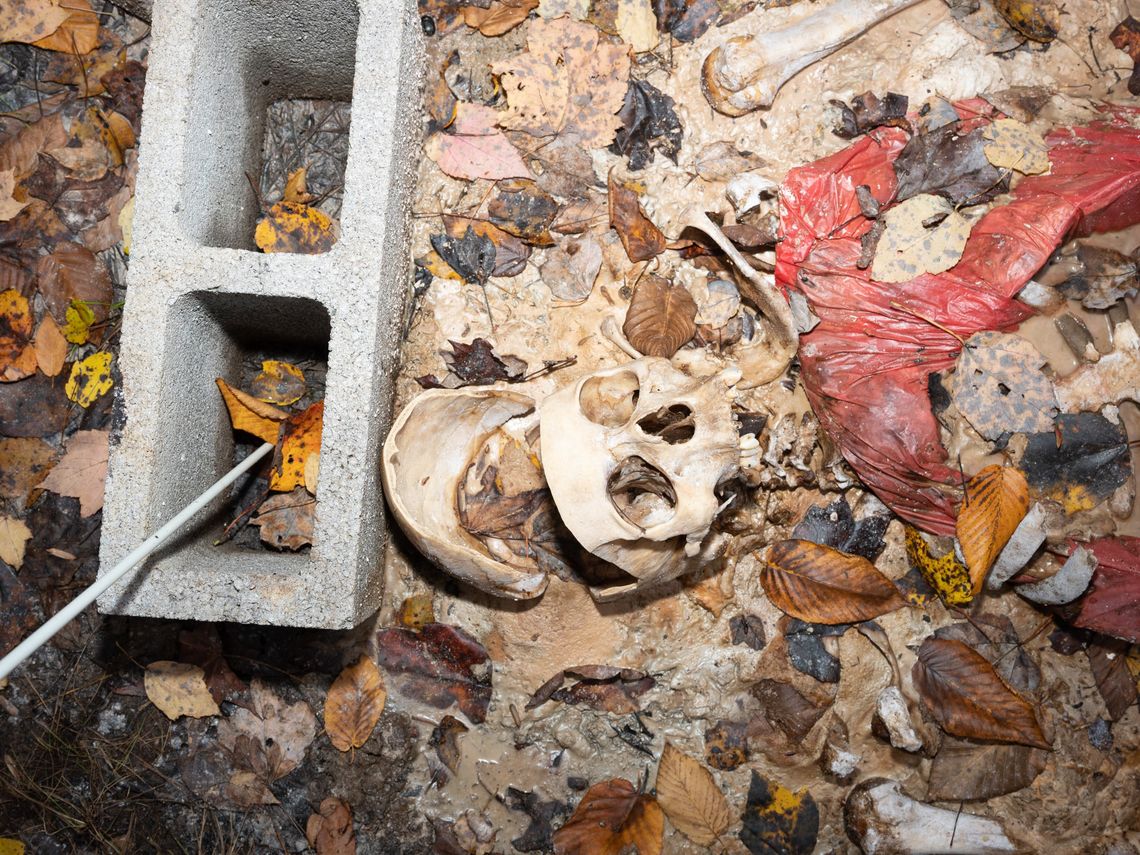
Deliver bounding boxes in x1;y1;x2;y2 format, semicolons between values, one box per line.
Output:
398;594;435;630
904;525;973;605
791;495;890;562
622;274;696;357
654;742;731;846
926;736;1048;801
144;661;222;720
282;167;312;204
307;797;357;855
375;623;492;723
957;464;1030;593
0;289;37;382
912;637;1051;749
492;17;631;149
62;300;95;344
704;720;749;770
553;778;664;855
271;401;323;492
784;620;843;684
325;655;387;752
0;516;32;570
1059;245;1139;309
608;174;666;262
947;0;1026;53
119;196;134;254
983;118;1049;174
32;314;67;377
693;141;768;183
40;429;107;516
751;678;831;744
893;125;1008;206
64;350;113;407
218;678;317;782
255;202;339;254
1073;537;1140;643
35;243;111;328
462;0;538;35
1111;17;1140;95
540;234;603;303
949;331;1058;440
652;0;719;41
0;0;69;44
429;223;498;285
729;614;767;651
0;839;25;855
419;337;528;389
1087;638;1137;721
505;787;573;853
487;178;558;245
303;450;320;494
761;539;906;625
250;488;316;550
0;437;56;500
178;624;247;705
527;665;655;714
831;91;909;139
739;770;819;855
871;193;978;284
426;103;532;181
0;373;69;437
250;360;306;405
0;170;29;222
216;377;288;445
935;614;1041;693
992;0;1059;41
611;79;680;171
31;0;98;53
429;714;468;773
1023;413;1130;515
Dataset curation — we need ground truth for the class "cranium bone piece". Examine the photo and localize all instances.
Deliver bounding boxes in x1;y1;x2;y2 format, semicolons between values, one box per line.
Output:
539;358;743;597
381;388;549;600
702;0;924;116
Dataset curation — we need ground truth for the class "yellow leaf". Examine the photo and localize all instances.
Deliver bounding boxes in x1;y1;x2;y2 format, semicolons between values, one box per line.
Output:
0;516;32;570
283;167;311;204
144;661;221;720
740;771;819;855
957;465;1030;594
417;249;463;281
65;350;112;407
654;742;732;846
250;359;306;405
324;655;387;752
991;0;1060;42
271;401;323;492
33;313;67;377
255;201;338;254
216;378;288;445
397;594;435;630
0;839;26;855
63;299;95;344
983;118;1050;175
905;525;973;606
0;289;37;382
119;196;134;255
303;451;320;495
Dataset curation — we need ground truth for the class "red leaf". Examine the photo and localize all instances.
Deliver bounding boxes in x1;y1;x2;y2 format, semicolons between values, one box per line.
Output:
1072;536;1140;643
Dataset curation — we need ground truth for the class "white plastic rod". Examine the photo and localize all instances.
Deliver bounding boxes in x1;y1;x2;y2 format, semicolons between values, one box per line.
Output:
0;442;275;682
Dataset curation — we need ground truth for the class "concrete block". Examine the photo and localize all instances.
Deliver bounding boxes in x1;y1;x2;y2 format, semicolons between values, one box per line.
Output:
98;0;424;627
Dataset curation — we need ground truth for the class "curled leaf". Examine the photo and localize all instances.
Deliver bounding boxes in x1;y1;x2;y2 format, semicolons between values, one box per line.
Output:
608;174;666;262
622;274;696;357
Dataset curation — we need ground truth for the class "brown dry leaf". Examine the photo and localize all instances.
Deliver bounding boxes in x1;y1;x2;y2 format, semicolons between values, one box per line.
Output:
307;797;357;855
0;516;32;570
216;378;288;445
608;174;666;262
282;167;312;204
0;170;29;222
250;360;306;406
398;594;436;630
487;178;558;245
40;428;107;516
325;655;387;752
927;736;1048;801
45;108;115;181
304;451;320;494
250;488;315;551
271;401;323;492
991;0;1059;41
31;0;98;53
0;113;66;179
255;202;339;254
694;141;768;183
426;103;531;182
463;0;538;35
144;661;222;720
0;437;56;500
553;778;664;855
32;314;67;377
429;714;468;773
622;274;696;357
1111;18;1140;95
957;464;1029;594
492;17;631;148
0;0;69;44
912;637;1051;749
218;678;318;781
654;742;731;846
541;234;603;304
35;243;111;328
762;539;906;625
374;623;492;723
0;289;37;382
1087;638;1138;721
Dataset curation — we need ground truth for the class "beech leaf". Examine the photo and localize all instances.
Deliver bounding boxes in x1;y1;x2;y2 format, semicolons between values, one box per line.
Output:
622;274;696;358
761;539;906;625
144;661;222;720
608;174;666;262
216;377;288;445
654;742;731;845
553;778;664;855
926;736;1047;801
956;464;1029;593
912;637;1051;749
324;655;387;752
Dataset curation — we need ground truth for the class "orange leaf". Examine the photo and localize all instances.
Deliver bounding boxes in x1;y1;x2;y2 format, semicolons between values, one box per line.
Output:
271;401;323;492
306;797;356;855
255;202;338;254
761;539;906;625
283;167;312;204
31;0;98;53
33;313;67;377
0;288;37;382
216;378;288;445
956;465;1029;593
913;637;1051;749
608;173;666;262
553;778;664;855
324;655;387;752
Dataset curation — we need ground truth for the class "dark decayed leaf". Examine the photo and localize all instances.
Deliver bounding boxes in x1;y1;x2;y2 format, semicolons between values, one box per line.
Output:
1087;637;1138;721
552;778;664;855
487;178;559;246
729;614;767;650
652;0;721;42
622;274;697;357
912;637;1051;749
611;79;683;171
751;678;830;743
429;714;468;773
893;124;1009;206
946;0;1025;54
417;337;528;388
992;0;1059;42
431;225;495;285
374;623;492;723
791;496;890;561
178;624;247;705
784;620;844;684
740;770;819;855
1071;537;1140;643
831;91;908;139
250;488;316;551
1021;413;1131;514
608;174;667;262
926;736;1048;801
505;787;573;853
1059;244;1139;309
527;664;654;714
705;719;749;770
1089;717;1114;751
762;540;906;625
1111;17;1140;95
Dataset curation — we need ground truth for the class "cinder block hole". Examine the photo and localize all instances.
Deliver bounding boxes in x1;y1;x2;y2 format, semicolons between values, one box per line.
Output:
260;99;352;223
179;0;360;252
154;291;330;564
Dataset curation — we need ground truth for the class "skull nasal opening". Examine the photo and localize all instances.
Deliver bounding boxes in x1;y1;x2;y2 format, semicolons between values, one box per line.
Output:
579;370;640;427
637;404;694;444
607;456;676;529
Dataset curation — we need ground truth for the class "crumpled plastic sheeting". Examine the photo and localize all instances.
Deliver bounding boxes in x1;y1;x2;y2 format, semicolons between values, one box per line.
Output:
775;106;1140;535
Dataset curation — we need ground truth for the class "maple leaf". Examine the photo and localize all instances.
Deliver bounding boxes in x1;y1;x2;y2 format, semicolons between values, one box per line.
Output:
40;429;108;517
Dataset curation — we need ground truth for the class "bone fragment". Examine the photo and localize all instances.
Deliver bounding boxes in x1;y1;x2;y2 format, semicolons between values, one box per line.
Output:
1016;546;1096;606
702;0;925;116
987;502;1047;590
873;686;922;753
844;778;1019;855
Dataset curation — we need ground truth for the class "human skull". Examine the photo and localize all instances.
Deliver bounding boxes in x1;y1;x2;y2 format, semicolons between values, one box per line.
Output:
539;358;743;595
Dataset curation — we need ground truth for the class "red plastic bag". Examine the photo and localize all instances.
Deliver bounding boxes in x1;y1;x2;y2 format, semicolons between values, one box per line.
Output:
775;105;1140;535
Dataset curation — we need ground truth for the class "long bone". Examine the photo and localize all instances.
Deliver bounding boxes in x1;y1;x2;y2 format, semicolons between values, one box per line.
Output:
702;0;925;116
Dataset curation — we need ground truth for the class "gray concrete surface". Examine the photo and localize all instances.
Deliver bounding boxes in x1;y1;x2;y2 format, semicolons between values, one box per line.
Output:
98;0;424;628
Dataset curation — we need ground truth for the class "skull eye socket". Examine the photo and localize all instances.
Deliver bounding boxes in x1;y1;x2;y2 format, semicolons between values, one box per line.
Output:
607;455;676;529
637;404;694;444
579;370;640;427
